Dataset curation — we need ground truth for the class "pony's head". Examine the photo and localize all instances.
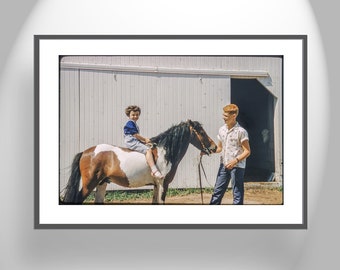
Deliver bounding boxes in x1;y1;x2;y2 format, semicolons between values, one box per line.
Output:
151;120;216;164
187;120;217;156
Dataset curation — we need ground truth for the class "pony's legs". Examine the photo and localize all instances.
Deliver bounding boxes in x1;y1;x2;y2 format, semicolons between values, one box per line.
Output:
161;182;169;202
152;179;165;204
79;174;101;203
95;182;107;203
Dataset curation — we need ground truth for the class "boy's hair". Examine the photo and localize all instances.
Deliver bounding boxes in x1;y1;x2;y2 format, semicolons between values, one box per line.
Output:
125;105;141;117
223;104;239;116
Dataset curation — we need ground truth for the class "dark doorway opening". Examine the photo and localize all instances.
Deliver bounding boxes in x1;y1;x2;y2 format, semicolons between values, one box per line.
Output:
231;78;275;182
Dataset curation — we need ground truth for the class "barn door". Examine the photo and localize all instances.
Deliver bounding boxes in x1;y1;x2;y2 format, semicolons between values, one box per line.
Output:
231;78;275;182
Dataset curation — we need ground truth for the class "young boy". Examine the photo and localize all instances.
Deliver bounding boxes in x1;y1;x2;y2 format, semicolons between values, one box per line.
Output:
210;104;251;205
123;105;164;179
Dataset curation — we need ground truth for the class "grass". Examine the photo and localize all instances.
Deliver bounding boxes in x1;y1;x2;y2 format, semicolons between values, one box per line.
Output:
84;188;215;203
83;185;282;203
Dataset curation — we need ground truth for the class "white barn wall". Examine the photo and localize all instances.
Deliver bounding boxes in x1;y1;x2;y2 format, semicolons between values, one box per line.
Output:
60;69;80;187
59;56;282;191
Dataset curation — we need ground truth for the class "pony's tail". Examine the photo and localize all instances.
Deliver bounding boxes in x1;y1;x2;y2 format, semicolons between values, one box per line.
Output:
61;152;83;204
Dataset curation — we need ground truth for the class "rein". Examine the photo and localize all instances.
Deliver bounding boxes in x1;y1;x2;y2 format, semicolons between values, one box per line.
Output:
198;155;208;205
188;121;211;204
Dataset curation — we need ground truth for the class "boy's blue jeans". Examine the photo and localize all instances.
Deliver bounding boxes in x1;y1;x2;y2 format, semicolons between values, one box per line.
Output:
210;163;245;205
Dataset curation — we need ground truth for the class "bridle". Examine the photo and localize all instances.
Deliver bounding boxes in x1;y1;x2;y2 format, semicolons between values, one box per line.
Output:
189;123;212;156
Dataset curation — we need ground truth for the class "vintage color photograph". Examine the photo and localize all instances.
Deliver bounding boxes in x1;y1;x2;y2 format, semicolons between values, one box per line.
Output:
59;55;283;206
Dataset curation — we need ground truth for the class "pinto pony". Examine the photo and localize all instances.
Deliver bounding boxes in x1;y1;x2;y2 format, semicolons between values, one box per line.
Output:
61;120;217;204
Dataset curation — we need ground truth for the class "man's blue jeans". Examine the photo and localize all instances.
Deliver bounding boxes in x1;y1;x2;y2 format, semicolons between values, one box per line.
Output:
210;163;245;205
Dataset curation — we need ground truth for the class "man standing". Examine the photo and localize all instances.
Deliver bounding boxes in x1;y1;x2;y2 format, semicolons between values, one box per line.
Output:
210;104;251;205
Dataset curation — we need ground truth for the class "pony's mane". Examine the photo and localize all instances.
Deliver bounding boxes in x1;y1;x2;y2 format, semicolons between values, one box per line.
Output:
151;121;202;165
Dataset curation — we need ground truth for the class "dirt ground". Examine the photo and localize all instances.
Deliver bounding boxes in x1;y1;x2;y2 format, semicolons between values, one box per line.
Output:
106;182;283;205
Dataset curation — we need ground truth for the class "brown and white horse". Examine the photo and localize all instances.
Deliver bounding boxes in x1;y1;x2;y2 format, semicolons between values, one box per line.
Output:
61;120;217;204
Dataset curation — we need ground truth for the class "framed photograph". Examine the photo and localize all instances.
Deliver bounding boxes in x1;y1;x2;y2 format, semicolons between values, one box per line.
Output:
34;35;307;229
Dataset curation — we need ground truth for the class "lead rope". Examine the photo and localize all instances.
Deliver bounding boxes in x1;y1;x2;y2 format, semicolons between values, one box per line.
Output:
198;155;208;205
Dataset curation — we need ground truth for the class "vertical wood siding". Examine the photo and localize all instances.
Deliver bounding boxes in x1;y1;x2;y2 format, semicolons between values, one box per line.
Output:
60;69;80;186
